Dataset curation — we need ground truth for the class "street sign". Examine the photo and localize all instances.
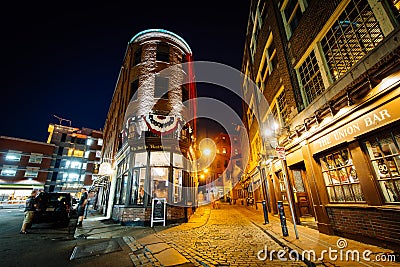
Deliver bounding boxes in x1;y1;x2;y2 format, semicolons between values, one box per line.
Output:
276;147;286;160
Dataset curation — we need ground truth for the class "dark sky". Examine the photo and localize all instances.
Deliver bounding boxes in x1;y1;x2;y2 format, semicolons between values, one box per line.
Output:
0;1;249;142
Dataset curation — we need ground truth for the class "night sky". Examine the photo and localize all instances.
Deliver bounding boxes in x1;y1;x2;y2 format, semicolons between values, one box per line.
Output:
0;1;250;142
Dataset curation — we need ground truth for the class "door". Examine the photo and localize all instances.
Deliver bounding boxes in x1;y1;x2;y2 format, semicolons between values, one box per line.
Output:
291;166;314;217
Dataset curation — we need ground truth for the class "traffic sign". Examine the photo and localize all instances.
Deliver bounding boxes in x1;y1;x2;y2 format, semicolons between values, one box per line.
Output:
276;147;286;160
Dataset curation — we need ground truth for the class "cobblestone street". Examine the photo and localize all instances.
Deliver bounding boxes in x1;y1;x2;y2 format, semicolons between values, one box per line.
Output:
153;203;306;267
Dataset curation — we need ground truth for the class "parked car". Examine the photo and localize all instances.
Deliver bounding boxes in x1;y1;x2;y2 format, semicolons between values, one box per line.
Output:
32;192;73;227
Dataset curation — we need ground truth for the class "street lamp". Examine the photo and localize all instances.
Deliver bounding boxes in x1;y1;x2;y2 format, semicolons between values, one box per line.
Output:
264;120;299;239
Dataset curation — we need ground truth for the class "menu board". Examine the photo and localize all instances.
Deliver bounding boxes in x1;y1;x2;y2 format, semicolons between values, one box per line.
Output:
151;198;166;227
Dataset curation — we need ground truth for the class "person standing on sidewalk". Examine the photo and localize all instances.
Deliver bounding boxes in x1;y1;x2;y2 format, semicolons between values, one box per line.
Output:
76;188;88;227
20;190;38;234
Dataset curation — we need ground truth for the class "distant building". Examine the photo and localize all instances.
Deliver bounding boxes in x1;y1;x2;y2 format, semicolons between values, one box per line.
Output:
242;0;400;249
0;136;55;200
45;123;103;193
99;29;197;225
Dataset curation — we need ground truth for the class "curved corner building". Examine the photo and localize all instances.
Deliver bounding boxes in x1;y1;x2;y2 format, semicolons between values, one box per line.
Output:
98;29;197;225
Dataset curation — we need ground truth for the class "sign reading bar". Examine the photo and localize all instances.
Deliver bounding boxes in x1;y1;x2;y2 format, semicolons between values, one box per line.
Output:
276;147;286;160
151;198;166;227
310;95;400;153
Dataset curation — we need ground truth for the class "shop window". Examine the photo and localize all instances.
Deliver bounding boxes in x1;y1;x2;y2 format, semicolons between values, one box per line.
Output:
29;153;43;164
151;167;169;202
320;148;365;203
321;0;384;82
115;172;128;205
131;168;146;205
173;169;183;203
173;153;184;168
134;152;147;167
364;131;400;203
277;89;288;126
150;151;170;166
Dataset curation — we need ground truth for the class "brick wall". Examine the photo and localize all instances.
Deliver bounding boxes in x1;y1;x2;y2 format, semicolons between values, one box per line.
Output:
327;207;400;250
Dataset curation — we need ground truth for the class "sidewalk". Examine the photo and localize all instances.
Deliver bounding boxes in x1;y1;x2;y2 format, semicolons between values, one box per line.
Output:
237;203;400;266
73;204;399;266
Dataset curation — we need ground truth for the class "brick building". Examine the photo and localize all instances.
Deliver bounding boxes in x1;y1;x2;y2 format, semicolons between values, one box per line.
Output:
45;123;103;193
100;29;197;225
242;0;400;250
0;136;54;200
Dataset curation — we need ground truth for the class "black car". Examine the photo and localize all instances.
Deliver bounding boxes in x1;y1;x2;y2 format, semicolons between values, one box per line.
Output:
32;192;74;227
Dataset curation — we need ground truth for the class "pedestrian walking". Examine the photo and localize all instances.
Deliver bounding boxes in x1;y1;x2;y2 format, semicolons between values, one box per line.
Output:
76;188;88;227
20;190;38;234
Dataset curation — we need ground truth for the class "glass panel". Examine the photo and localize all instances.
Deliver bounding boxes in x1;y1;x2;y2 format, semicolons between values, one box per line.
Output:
151;167;169;201
330;171;340;184
120;173;128;204
334;186;345;202
351;184;365;202
134;152;147;167
173;169;183;203
327;187;336;202
150;151;170;166
114;177;122;204
173;153;184;168
323;172;332;185
343;185;354;201
380;180;400;202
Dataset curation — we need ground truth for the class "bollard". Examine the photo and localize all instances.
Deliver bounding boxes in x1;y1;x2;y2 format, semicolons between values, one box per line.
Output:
277;201;288;236
262;200;269;224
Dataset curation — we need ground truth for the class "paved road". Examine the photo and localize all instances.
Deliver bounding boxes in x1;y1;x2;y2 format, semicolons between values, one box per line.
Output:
152;204;306;266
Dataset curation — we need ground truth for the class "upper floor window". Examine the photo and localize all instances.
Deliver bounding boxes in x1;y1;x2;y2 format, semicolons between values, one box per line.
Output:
133;47;142;66
130;79;139;101
156;43;170;62
257;33;278;90
298;50;325;105
5;150;22;162
155;75;169;99
281;0;307;39
24;167;39;178
182;84;189;104
277;89;289;126
29;153;43;164
320;0;384;82
1;165;17;176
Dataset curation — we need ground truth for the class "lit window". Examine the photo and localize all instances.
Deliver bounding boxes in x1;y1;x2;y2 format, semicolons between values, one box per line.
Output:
29;153;43;164
84;151;90;159
134;152;147;167
320;0;384;82
150;151;170;166
222;148;227;154
235;149;239;155
364;130;400;203
173;153;184;168
5;151;22;162
173;169;182;204
298;50;325;105
320;148;365;202
70;161;82;169
97;139;103;146
68;173;80;181
1;165;18;176
151;167;169;201
86;139;93;146
68;149;84;158
25;167;39;178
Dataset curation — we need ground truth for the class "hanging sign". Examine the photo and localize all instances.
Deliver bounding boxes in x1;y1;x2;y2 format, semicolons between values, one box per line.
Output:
151;198;166;227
